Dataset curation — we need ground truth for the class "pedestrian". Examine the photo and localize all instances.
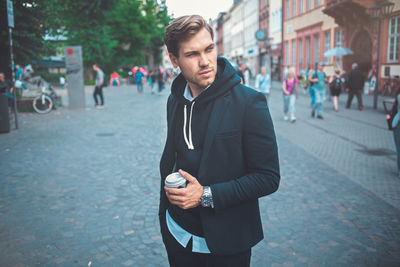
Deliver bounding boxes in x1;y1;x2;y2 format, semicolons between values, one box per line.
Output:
15;64;28;90
255;66;271;101
282;69;298;122
59;76;65;89
307;64;316;106
390;86;400;177
92;64;105;108
157;68;165;92
135;68;144;94
244;65;251;87
310;62;327;119
329;69;343;112
160;15;280;267
110;71;120;86
345;62;364;110
150;70;157;94
237;63;245;84
368;70;377;95
0;72;14;108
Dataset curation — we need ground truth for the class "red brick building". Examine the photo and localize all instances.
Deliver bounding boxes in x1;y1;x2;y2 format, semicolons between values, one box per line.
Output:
283;0;340;76
323;0;400;90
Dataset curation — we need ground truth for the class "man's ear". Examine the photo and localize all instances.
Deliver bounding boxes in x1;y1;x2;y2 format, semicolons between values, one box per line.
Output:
169;53;179;69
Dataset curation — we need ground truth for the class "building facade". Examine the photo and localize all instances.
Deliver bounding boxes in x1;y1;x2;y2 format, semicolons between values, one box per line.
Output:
283;0;339;76
323;0;400;91
230;0;245;64
243;0;259;78
214;12;226;57
269;0;282;80
258;0;270;74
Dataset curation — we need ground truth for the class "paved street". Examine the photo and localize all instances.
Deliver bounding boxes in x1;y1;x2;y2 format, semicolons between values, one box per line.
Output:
1;82;399;267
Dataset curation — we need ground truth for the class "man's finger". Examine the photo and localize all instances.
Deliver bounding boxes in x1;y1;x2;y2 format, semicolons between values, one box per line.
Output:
164;186;186;196
166;193;186;203
179;169;197;183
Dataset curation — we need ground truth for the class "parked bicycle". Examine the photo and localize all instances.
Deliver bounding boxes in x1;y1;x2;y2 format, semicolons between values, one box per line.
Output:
15;70;60;114
32;85;59;114
381;75;400;97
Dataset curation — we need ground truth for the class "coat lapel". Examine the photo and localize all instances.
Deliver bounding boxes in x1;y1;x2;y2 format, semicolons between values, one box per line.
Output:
198;94;231;183
160;98;179;178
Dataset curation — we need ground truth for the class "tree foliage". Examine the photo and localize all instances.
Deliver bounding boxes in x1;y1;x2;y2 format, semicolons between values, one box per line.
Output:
53;0;170;74
1;0;170;77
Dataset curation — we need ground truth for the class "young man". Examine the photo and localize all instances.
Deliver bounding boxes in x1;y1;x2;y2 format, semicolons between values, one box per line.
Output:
92;64;105;108
310;63;327;119
255;66;271;101
159;15;280;267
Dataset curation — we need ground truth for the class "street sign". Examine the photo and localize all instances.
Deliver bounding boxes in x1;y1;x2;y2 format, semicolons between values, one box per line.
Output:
7;0;14;28
65;46;86;109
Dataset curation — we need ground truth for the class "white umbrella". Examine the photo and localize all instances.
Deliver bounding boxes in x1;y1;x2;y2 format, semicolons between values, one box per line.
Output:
324;46;354;57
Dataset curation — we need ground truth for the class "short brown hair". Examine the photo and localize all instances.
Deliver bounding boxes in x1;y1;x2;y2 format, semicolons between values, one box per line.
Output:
164;15;214;57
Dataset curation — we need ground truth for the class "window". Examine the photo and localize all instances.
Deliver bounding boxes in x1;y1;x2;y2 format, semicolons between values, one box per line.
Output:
299;0;304;14
324;31;330;64
335;29;342;62
314;34;320;64
293;0;297;17
307;0;312;11
286;41;290;65
306;37;311;66
286;0;290;19
292;39;296;66
388;16;400;62
315;0;321;7
299;39;303;69
335;29;342;47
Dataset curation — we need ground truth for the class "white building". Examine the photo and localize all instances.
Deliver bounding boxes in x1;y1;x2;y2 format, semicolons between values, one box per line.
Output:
230;0;244;65
223;12;233;62
243;0;259;81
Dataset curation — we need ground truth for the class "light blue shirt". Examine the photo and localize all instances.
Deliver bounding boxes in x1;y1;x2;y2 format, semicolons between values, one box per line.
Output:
255;73;271;94
165;82;213;254
166;210;211;253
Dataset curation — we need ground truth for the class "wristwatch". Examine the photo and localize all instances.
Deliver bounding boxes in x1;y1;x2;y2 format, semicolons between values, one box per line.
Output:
200;186;213;208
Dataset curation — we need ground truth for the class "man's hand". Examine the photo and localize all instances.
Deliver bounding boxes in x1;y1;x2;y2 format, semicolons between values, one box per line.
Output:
164;169;203;210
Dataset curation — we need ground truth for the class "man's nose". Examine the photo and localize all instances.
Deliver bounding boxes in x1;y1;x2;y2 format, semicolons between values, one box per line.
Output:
199;53;209;67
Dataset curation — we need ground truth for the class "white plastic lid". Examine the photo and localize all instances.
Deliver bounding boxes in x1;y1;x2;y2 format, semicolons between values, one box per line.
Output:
165;172;186;188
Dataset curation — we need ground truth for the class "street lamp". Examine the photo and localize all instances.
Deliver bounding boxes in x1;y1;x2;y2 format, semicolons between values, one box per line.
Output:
368;1;395;109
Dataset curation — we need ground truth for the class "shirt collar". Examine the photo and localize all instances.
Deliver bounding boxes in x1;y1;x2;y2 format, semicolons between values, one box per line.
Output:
183;83;211;102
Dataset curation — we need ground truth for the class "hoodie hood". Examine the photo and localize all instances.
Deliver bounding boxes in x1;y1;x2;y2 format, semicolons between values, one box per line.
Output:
170;57;241;151
171;57;241;106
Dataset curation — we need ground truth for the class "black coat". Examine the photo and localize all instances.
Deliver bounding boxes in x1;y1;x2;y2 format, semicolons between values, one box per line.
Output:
346;69;364;92
159;58;280;255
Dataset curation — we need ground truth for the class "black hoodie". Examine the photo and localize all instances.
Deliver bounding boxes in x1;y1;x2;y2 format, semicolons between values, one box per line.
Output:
168;57;241;236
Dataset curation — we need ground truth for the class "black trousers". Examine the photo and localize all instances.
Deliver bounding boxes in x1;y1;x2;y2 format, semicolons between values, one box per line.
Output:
346;90;362;108
93;85;104;105
161;216;251;267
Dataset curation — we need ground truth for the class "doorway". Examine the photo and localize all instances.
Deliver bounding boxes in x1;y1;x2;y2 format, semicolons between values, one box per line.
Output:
351;30;372;77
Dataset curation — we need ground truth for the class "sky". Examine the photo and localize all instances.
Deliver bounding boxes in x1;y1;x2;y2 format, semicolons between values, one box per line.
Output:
165;0;233;21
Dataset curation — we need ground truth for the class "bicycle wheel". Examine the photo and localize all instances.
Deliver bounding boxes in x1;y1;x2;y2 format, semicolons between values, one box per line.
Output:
33;94;53;114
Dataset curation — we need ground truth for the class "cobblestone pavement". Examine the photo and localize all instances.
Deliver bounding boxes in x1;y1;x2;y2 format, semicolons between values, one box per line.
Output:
0;82;399;266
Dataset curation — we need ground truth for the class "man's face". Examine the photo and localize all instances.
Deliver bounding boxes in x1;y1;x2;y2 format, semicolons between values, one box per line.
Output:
0;75;4;82
169;27;217;92
318;65;324;72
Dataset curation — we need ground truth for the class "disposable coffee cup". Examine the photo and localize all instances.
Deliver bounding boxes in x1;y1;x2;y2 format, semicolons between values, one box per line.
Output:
165;172;187;188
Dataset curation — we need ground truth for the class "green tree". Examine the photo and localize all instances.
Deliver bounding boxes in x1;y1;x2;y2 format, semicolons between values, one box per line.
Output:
0;0;52;69
56;0;118;77
106;0;170;69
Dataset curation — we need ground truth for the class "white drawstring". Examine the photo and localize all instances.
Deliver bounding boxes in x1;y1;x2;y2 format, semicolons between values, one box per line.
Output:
183;102;195;150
